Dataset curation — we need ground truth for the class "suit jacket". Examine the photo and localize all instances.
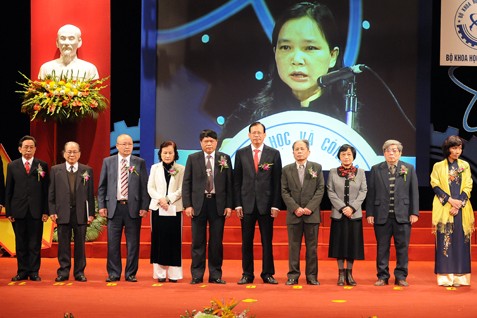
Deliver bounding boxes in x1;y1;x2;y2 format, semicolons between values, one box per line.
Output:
97;155;150;218
5;158;49;218
148;162;184;211
365;160;419;224
182;151;233;215
281;161;324;224
233;144;282;214
48;163;95;224
327;167;367;220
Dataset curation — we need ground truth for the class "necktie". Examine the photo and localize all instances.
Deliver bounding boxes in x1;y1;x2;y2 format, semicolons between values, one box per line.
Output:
390;165;396;175
120;158;128;198
70;165;74;173
206;155;213;193
253;149;260;173
25;161;30;174
298;164;305;186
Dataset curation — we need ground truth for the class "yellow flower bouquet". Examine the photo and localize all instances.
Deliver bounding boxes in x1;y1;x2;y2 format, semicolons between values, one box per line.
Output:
16;71;109;122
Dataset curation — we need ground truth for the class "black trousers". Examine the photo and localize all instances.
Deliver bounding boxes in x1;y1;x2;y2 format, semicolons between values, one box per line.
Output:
107;203;141;278
190;196;225;280
57;207;87;278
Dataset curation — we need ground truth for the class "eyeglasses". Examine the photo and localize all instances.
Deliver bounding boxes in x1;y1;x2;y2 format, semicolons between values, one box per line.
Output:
65;151;80;155
21;145;35;150
385;148;400;153
117;143;133;147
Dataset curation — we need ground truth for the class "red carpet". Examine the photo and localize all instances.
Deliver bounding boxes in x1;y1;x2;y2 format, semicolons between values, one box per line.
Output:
1;257;476;317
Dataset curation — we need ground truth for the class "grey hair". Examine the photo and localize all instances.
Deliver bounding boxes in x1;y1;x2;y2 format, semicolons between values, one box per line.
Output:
292;139;310;150
382;139;403;153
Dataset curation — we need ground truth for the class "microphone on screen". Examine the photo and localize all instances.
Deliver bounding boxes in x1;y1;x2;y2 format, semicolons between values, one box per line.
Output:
317;64;366;88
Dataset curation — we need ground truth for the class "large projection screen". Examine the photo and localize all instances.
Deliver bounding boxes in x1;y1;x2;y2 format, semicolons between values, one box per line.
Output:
151;0;419;170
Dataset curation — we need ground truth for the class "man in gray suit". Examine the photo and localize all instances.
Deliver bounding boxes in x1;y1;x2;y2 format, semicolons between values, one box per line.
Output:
366;139;419;287
182;129;233;284
234;122;282;284
281;139;324;285
98;134;150;282
49;141;95;282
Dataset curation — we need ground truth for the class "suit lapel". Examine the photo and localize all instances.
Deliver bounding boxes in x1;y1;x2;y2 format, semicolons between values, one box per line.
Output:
378;162;390;191
291;164;301;188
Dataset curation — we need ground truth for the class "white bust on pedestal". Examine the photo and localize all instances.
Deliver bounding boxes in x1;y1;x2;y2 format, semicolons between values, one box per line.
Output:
38;24;99;81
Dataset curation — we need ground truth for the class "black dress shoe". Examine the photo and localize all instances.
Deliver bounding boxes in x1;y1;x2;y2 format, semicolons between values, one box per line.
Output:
209;278;226;284
105;276;120;282
237;276;254;285
157;278;166;283
29;275;41;281
262;276;278;284
11;275;28;282
126;275;137;282
55;275;69;282
169;279;177;283
75;275;87;282
306;278;320;285
285;278;298;285
190;277;203;284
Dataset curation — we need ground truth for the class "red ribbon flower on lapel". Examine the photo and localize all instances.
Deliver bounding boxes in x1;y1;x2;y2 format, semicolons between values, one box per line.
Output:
399;165;408;182
218;155;229;172
81;171;90;185
37;163;46;182
258;162;273;171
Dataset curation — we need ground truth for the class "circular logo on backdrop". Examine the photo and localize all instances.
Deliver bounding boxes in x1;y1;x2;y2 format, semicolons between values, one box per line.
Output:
219;111;381;170
455;1;477;49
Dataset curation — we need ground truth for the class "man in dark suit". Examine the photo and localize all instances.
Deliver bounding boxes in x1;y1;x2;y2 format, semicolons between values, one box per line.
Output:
366;139;419;287
49;141;95;282
182;129;233;284
5;135;49;281
234;122;282;284
281;139;324;286
98;134;150;282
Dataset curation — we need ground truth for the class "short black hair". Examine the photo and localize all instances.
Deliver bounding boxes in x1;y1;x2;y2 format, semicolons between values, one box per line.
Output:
199;129;218;141
19;135;36;147
442;135;464;158
337;144;356;160
249;121;266;133
158;140;179;162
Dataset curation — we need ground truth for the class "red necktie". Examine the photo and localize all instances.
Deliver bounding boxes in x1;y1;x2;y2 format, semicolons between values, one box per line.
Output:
253;149;259;173
25;161;30;174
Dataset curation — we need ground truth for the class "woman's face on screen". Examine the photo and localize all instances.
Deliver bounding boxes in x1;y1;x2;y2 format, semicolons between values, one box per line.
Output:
275;16;339;101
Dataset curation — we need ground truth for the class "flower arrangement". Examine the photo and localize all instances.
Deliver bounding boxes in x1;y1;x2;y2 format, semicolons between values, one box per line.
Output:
399;165;408;182
308;167;318;179
37;163;46;181
81;171;90;185
17;71;109;122
181;298;254;318
258;162;273;171
218;156;229;172
168;166;179;177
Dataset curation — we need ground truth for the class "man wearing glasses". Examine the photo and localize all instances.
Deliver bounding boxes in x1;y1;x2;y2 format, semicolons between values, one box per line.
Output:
98;134;150;282
48;141;95;282
366;140;419;287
